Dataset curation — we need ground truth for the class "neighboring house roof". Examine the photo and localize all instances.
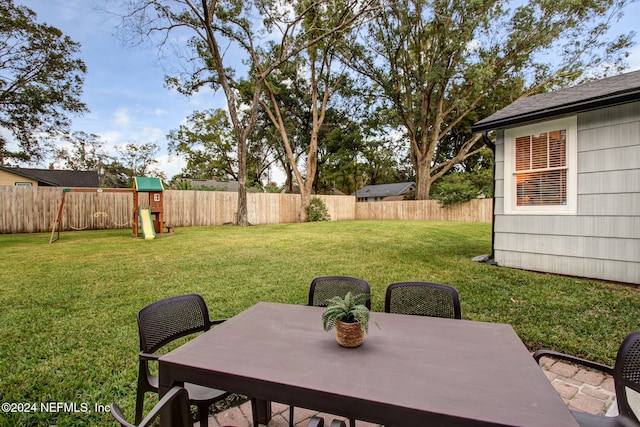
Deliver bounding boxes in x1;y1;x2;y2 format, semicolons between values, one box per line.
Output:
0;166;99;187
279;185;346;196
353;182;416;198
472;70;640;132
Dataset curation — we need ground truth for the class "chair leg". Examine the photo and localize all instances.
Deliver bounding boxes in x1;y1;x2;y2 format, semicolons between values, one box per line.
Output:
289;405;295;427
349;418;356;427
198;403;209;427
134;387;146;425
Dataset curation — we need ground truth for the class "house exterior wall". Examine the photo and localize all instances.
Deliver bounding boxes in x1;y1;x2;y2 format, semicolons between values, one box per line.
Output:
493;102;640;284
0;170;38;186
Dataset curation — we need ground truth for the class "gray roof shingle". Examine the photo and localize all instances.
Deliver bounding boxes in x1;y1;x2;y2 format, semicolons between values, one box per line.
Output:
352;182;415;198
473;70;640;132
1;166;99;187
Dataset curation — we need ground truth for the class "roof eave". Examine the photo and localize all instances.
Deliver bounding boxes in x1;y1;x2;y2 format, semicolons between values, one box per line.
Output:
0;166;59;186
472;89;640;133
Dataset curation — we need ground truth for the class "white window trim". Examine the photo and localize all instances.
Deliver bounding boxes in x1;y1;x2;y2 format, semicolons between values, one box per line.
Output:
504;116;577;215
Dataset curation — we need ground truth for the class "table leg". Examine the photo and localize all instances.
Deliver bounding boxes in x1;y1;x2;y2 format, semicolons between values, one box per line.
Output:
158;362;184;427
251;398;272;425
158;384;183;427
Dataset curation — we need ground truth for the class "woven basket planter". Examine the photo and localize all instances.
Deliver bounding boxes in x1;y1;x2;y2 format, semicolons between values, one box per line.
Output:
335;320;365;348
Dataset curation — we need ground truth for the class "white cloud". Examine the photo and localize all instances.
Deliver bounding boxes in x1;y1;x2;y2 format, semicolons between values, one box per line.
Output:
155;108;168;117
137;127;164;142
156;153;186;179
111;108;131;126
101;131;124;145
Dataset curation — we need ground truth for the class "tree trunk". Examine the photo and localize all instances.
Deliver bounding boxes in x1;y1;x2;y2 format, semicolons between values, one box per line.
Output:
236;183;248;225
299;130;319;222
415;163;432;200
299;189;311;222
235;133;249;226
410;132;433;200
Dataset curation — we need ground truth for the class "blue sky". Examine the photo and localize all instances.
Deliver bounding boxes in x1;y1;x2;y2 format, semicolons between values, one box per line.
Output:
15;0;640;182
18;0;230;180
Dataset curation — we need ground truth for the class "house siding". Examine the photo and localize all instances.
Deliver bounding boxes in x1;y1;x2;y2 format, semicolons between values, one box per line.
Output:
494;102;640;284
0;170;38;186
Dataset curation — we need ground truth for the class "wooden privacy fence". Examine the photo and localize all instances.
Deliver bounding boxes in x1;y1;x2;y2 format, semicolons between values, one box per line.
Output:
0;186;492;234
355;199;493;222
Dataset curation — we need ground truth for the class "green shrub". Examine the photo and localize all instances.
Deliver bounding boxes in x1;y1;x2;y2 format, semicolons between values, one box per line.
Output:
430;169;493;206
307;197;331;221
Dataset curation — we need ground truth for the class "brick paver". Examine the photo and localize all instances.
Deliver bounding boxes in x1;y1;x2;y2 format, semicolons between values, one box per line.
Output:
574;368;606;386
204;357;617;426
549;360;580;377
540;357;616;418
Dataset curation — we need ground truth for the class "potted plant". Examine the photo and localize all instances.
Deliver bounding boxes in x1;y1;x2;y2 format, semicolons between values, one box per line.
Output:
322;292;370;348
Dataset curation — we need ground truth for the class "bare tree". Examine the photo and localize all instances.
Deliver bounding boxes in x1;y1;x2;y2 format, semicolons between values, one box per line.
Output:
116;0;377;223
258;0;378;220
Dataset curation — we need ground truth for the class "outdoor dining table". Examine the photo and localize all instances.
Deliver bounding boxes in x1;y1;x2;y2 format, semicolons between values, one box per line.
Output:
158;301;580;427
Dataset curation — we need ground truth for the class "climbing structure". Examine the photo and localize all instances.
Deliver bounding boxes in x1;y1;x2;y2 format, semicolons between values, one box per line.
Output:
132;177;165;239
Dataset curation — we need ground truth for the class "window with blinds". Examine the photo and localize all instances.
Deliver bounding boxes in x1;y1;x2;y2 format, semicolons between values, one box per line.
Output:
514;129;567;206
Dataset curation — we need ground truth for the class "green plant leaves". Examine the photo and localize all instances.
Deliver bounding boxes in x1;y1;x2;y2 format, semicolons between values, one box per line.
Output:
321;292;370;333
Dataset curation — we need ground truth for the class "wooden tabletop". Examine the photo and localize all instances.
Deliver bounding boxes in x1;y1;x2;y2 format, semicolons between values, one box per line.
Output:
159;302;579;427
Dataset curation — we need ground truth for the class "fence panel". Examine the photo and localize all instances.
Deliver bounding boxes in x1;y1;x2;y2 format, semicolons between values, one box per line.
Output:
0;187;492;234
355;199;492;223
317;195;356;221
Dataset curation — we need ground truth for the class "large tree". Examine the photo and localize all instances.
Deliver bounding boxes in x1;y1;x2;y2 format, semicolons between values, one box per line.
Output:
118;0;376;223
258;0;377;220
118;0;274;225
118;0;366;224
115;142;163;181
167;108;275;185
54;131;109;172
0;0;87;164
167;109;237;181
349;0;634;199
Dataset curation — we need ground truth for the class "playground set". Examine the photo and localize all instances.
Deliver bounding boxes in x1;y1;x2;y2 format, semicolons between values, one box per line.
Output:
49;177;170;243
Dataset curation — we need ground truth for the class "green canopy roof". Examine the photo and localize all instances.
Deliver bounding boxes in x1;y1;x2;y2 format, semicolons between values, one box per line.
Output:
134;176;164;192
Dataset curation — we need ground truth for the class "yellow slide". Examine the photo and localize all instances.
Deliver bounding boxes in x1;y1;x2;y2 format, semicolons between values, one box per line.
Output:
138;206;156;240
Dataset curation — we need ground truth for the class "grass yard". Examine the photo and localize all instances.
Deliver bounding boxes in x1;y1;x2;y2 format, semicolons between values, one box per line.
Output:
1;220;639;426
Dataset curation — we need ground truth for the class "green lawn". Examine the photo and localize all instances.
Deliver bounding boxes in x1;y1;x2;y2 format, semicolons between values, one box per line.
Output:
1;220;638;426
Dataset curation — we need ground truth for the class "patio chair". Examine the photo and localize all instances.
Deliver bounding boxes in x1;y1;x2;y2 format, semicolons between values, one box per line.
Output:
135;294;231;427
384;281;461;319
290;276;370;427
112;386;192;427
308;276;371;309
534;330;640;427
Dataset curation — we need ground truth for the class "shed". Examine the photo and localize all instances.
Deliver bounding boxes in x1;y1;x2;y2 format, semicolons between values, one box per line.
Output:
472;70;640;284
